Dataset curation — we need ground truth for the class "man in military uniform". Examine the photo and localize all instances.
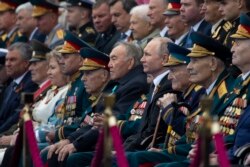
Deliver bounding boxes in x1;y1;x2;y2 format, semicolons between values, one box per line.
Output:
203;13;250;166
16;2;46;43
0;0;28;48
45;46;111;167
163;0;189;46
163;13;250;167
202;0;232;45
219;0;249;48
66;0;97;45
30;0;64;49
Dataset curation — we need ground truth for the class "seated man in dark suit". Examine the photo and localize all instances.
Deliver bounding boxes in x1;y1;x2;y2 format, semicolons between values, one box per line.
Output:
0;42;38;134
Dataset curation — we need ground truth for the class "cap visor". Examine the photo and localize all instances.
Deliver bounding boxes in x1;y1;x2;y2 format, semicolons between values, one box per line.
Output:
79;66;100;71
163;10;179;16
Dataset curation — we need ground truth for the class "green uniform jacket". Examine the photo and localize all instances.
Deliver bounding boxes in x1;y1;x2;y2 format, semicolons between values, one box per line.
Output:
55;72;90;142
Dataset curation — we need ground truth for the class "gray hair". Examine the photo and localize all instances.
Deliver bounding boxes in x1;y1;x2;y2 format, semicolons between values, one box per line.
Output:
113;41;143;67
150;37;173;57
16;2;33;14
8;42;32;61
130;4;150;22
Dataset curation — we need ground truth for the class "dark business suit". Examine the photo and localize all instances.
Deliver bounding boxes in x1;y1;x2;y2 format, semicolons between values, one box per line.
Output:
0;71;38;133
183;20;212;48
94;25;120;54
123;72;172;151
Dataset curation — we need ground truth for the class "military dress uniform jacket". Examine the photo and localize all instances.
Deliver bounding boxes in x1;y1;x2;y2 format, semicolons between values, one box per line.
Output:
54;72;90;142
123;73;173;151
117;94;149;140
0;72;38;133
0;27;28;48
75;21;97;46
161;84;206;147
218;73;250;143
94;25;120;54
223;18;240;49
65;81;117;144
228;104;250;161
212;20;233;46
163;69;235;158
45;24;64;49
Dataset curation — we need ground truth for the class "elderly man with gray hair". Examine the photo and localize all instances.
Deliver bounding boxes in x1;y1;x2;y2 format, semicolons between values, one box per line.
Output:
0;42;38;135
130;4;160;49
16;2;46;42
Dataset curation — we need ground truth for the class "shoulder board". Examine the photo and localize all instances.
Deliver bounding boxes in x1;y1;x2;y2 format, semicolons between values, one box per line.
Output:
86;27;95;34
243;76;250;86
141;94;147;101
17;31;23;36
56;29;64;39
212;26;221;39
217;81;228;99
51;85;57;90
223;21;233;32
1;33;7;41
194;85;203;92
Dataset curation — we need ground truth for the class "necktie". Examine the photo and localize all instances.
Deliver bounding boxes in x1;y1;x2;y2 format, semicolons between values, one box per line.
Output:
149;83;155;102
184;27;194;48
3;81;17;106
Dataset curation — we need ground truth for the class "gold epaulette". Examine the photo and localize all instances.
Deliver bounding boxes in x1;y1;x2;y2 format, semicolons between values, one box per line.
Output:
1;33;7;41
223;21;233;32
194;85;203;92
86;27;95;34
217;81;228;99
56;29;64;39
70;71;81;82
17;31;23;37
